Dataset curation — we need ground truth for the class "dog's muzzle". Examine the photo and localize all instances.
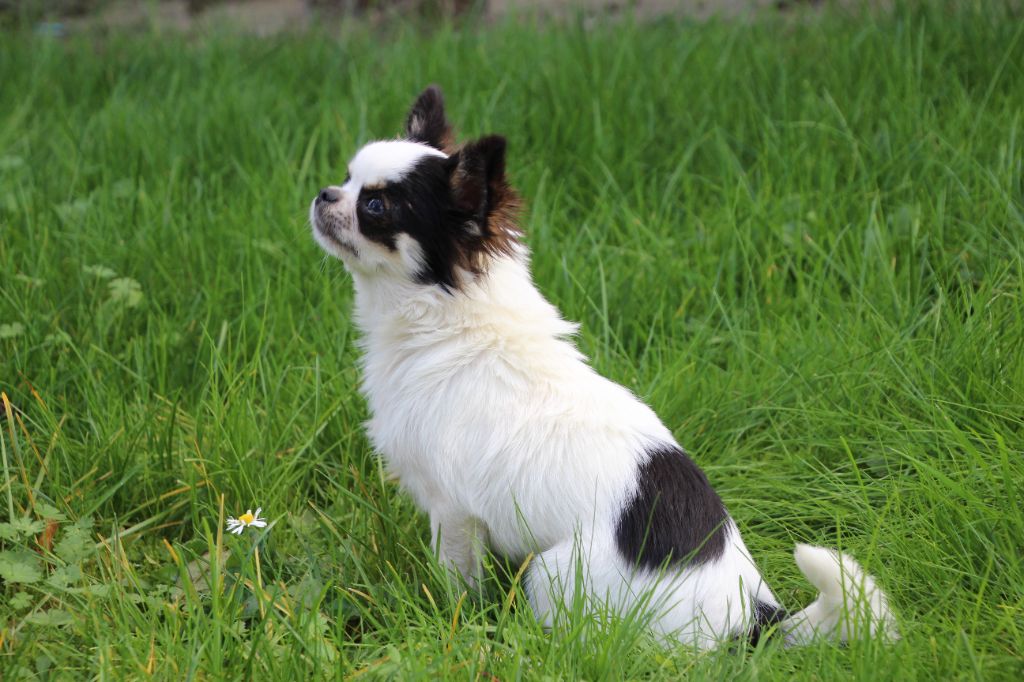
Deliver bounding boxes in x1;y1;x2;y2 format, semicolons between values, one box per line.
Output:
317;186;342;205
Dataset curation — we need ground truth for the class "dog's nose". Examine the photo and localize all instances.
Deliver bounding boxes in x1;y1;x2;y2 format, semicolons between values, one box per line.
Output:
318;187;341;204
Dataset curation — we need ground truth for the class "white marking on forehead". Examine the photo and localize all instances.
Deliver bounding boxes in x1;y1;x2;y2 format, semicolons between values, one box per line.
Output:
348;140;447;187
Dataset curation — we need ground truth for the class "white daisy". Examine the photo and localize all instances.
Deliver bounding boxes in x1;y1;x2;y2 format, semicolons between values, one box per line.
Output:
226;508;267;535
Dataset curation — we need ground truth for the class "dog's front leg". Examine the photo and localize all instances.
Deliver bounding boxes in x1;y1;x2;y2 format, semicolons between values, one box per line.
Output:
430;509;488;590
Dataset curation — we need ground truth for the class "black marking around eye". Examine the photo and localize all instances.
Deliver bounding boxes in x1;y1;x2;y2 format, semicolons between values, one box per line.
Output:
354;157;458;283
353;150;520;291
355;188;397;251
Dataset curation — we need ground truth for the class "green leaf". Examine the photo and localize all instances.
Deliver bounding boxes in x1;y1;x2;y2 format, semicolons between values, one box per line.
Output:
9;592;32;610
25;610;73;627
34;502;67;522
0;517;47;538
304;612;338;664
48;564;83;588
44;330;72;347
0;155;25;171
0;322;25;339
54;517;94;563
83;264;117;279
55;199;89;221
112;178;135;198
0;524;21;541
13;517;46;535
4;665;33;679
0;550;43;584
288;573;326;609
14;273;44;287
107;277;144;308
68;583;112;598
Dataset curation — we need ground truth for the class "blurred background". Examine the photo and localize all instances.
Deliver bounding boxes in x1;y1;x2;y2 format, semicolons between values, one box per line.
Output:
4;0;838;33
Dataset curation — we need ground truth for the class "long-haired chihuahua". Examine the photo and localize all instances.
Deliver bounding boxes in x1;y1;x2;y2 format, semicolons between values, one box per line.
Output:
310;86;898;649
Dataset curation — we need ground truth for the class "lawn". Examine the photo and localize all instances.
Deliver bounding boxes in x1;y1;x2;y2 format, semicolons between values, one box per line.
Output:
1;2;1023;678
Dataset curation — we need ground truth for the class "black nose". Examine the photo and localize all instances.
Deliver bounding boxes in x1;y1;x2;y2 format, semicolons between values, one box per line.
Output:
318;187;341;204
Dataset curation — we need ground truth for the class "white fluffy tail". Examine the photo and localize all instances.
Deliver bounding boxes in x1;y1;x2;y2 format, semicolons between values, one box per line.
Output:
781;544;899;645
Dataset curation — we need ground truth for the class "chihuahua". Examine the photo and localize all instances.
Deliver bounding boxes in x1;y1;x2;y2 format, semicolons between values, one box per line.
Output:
310;86;897;649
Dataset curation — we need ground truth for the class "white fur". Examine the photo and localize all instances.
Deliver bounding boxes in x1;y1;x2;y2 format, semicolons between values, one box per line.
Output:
782;544;900;644
313;138;899;649
349;140;447;187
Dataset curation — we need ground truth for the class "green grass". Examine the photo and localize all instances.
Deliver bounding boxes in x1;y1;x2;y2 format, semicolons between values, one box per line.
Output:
2;2;1023;678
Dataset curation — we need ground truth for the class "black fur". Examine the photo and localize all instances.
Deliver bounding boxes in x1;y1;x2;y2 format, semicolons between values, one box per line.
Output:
749;600;788;647
615;445;729;570
447;135;511;231
405;85;453;151
354;155;456;284
353;186;399;251
354;138;516;291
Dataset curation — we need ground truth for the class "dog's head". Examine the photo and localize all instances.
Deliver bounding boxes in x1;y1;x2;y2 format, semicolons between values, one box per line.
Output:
311;86;520;291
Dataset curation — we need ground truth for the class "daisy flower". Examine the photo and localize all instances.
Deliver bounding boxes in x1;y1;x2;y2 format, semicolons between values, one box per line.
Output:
226;508;267;535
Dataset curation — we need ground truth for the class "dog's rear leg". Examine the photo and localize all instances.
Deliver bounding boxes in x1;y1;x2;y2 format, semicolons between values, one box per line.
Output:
523;540;579;630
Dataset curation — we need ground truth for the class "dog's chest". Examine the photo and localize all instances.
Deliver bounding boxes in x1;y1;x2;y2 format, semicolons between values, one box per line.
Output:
359;337;506;496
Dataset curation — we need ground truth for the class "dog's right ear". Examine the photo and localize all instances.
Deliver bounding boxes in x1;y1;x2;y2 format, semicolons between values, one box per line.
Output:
405;85;454;152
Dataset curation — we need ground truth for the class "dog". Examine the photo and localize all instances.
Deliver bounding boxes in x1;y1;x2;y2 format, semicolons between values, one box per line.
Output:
310;86;898;649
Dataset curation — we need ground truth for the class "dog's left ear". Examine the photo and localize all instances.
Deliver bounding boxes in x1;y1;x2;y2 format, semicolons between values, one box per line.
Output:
445;134;511;233
405;85;454;151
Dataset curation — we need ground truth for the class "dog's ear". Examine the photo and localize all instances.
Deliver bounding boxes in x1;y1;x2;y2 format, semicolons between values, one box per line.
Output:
437;134;521;280
405;86;454;151
445;135;509;230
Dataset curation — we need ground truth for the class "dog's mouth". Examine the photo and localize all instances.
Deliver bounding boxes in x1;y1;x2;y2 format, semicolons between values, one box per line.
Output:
313;213;359;258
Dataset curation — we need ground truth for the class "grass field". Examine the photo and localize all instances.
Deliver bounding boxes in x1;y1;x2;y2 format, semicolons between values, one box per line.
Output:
2;2;1024;678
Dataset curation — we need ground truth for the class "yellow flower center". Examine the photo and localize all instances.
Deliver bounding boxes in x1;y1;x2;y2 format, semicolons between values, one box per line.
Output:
239;512;255;524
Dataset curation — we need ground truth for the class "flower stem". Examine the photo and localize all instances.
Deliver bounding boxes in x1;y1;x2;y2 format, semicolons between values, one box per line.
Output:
1;393;17;520
254;544;266;619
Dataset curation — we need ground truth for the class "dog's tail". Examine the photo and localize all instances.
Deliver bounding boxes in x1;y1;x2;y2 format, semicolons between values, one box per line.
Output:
778;544;899;645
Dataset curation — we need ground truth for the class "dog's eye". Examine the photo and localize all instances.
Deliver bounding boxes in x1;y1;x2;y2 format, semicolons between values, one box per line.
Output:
365;197;384;215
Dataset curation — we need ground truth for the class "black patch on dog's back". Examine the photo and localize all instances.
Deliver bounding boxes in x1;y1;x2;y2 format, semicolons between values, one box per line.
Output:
615;445;729;571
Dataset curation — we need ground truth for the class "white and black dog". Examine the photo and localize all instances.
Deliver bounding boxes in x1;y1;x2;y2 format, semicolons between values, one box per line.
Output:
310;86;898;649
